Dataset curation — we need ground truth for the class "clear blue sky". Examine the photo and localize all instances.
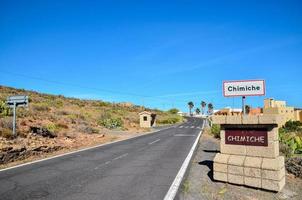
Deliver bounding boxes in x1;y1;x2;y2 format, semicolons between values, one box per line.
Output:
0;0;301;112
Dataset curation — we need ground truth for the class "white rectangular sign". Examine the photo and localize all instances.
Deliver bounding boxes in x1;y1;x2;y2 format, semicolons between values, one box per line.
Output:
223;80;265;97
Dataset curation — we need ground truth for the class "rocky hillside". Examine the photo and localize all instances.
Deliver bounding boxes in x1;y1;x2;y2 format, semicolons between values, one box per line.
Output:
0;85;183;166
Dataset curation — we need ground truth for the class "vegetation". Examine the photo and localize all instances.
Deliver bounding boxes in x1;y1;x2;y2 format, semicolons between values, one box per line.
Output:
98;113;123;129
279;120;302;157
157;114;183;125
168;108;179;114
245;105;251;114
195;108;200;115
208;103;213;114
210;124;220;138
0;100;10;117
0;85;182;139
201;101;206;115
188;101;194;116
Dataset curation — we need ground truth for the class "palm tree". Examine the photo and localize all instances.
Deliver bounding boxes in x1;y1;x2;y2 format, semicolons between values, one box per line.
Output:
195;108;201;115
188;101;194;116
208;103;214;115
201;101;206;115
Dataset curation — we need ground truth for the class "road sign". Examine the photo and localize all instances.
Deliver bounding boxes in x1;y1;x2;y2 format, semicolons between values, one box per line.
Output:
225;129;268;146
7;95;29;107
223;80;265;97
6;95;29;135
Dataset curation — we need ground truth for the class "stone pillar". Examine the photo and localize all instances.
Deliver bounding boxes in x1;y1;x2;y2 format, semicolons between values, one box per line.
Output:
212;115;285;192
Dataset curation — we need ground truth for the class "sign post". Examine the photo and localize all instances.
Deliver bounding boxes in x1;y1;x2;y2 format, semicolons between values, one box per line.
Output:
6;95;29;135
211;80;285;192
223;80;265;114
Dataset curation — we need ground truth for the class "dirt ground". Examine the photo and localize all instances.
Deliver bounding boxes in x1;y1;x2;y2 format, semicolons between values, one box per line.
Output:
177;131;302;200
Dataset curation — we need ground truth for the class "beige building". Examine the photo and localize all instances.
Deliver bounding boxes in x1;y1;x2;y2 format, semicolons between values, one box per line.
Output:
263;98;296;123
294;108;302;122
139;111;156;128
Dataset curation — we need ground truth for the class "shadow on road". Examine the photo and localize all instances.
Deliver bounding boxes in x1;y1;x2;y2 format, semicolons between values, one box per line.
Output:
202;149;220;153
198;160;215;181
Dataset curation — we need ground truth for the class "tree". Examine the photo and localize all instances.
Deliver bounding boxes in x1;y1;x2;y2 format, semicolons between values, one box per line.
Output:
188;101;194;116
201;101;206;115
168;108;179;114
195;108;201;115
208;103;214;115
245;105;251;115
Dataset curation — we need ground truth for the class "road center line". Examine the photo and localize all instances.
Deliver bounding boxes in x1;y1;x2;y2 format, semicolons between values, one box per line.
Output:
148;139;160;145
113;153;129;160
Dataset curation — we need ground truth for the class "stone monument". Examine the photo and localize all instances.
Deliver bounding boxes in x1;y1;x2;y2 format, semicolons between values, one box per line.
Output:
212;115;285;192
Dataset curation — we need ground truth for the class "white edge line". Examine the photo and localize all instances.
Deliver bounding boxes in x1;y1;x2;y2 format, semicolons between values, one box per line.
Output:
163;119;205;200
0;125;175;172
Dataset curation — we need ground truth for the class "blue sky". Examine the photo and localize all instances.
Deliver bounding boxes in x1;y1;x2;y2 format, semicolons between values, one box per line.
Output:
0;0;301;112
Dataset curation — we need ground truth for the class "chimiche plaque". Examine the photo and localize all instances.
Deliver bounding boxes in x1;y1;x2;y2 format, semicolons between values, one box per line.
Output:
225;129;268;146
223;80;265;97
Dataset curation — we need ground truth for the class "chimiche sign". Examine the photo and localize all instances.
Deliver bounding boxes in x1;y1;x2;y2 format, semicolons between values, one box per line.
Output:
223;80;265;97
225;129;268;146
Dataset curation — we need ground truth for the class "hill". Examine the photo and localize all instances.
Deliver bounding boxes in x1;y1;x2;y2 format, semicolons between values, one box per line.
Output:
0;85;183;167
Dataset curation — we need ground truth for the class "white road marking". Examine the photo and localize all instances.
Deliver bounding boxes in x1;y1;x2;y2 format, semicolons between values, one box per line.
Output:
191;126;195;128
148;139;160;145
113;153;129;160
94;160;112;169
164;119;205;200
179;126;183;128
174;134;196;137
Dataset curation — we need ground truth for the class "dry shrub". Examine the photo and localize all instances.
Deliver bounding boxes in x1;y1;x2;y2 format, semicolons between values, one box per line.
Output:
0;117;13;129
32;103;50;112
78;124;99;134
56;121;68;129
56;110;70;115
0;128;14;139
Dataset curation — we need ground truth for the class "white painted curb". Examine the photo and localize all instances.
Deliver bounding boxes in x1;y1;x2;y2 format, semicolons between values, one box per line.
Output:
0;126;174;172
163;120;205;200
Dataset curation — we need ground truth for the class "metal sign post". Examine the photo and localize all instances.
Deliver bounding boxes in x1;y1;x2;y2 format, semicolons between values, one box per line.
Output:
242;96;246;115
6;95;29;135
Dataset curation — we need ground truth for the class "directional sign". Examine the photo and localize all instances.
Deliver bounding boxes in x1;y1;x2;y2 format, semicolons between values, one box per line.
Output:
6;95;29;135
223;80;265;97
7;95;29;107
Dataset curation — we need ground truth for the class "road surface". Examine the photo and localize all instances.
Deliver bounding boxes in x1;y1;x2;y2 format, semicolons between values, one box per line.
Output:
0;117;204;200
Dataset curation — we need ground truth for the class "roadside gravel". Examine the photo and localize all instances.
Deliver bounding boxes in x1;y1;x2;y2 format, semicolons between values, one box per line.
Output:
176;132;302;200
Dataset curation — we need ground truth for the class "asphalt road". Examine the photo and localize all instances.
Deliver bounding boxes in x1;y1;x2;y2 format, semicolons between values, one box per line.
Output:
0;117;204;200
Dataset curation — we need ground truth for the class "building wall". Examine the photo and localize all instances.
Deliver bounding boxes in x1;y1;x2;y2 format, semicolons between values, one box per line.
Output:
263;107;295;122
264;98;286;108
294;110;302;122
139;114;151;128
249;108;262;115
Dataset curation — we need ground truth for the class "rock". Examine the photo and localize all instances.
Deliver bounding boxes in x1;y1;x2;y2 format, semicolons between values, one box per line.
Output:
30;126;57;138
1;147;13;152
285;157;302;178
0;145;62;164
